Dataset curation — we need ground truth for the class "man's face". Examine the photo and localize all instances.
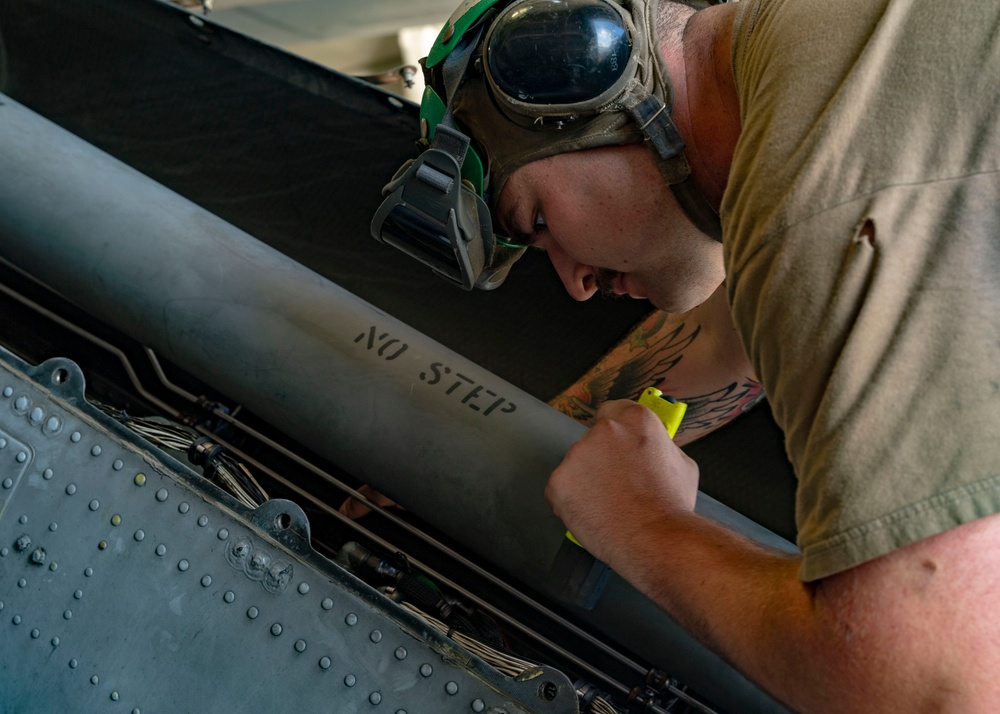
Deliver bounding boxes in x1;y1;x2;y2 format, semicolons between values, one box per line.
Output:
495;143;725;313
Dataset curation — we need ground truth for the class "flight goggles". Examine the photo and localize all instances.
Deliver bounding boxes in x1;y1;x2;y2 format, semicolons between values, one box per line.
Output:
372;0;701;291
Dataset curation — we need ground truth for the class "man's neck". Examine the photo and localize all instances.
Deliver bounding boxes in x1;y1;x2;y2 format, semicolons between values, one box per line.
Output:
663;3;741;212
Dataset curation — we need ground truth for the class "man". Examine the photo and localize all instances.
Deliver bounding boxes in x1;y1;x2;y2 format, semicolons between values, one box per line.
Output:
373;0;1000;710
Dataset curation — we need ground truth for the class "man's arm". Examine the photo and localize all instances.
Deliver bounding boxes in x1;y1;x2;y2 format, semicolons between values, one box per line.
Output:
549;283;763;445
546;400;1000;713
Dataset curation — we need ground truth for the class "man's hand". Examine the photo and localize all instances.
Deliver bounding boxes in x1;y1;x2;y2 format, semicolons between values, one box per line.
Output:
544;399;699;564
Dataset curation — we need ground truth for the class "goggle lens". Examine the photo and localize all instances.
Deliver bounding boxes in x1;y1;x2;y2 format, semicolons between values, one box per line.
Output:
486;0;631;105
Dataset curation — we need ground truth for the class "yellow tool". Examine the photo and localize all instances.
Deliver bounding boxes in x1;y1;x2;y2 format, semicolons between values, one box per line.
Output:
554;388;687;607
636;386;688;439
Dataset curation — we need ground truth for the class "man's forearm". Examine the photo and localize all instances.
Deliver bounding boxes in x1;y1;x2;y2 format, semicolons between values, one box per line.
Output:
611;512;818;705
605;510;1000;713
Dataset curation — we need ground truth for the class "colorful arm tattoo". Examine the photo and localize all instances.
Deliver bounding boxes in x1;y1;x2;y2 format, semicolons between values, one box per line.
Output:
549;299;764;443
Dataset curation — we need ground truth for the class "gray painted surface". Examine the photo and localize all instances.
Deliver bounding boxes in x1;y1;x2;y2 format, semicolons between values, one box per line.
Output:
0;348;577;712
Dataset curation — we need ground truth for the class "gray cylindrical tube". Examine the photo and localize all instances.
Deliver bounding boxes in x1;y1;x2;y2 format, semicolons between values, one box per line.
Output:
0;95;790;712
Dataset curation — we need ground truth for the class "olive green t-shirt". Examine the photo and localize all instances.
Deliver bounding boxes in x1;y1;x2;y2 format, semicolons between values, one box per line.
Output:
724;0;1000;581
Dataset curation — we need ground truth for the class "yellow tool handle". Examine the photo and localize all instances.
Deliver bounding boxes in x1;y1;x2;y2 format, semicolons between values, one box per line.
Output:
565;388;687;547
636;386;687;439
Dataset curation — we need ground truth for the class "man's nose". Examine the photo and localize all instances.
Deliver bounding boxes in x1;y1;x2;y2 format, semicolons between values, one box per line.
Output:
547;244;598;301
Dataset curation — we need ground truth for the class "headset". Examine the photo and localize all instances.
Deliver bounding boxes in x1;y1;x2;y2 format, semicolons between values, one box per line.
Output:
371;0;721;290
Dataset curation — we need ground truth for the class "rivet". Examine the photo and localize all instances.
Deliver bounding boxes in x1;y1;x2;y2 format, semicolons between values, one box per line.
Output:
155;544;166;557
98;540;107;550
369;691;382;705
111;691;120;702
319;656;331;670
74;589;83;600
69;658;78;669
420;664;433;677
43;416;61;435
85;567;94;577
445;681;459;695
134;530;145;542
2;386;11;397
15;534;30;551
344;674;357;687
30;548;46;565
294;639;306;653
63;610;72;620
197;515;208;527
90;675;99;685
396;710;407;714
16;452;27;464
321;598;333;611
217;528;229;540
133;709;140;714
265;559;293;594
297;582;310;595
201;575;212;587
30;628;39;639
0;438;5;448
49;522;57;532
247;607;259;620
65;484;77;496
394;647;407;660
89;499;100;511
70;431;81;443
90;445;102;457
113;459;123;471
49;562;58;571
17;578;25;588
442;22;455;42
2;478;11;489
42;468;53;480
178;502;190;514
246;552;270;580
29;407;43;424
0;547;6;557
420;117;429;139
134;473;146;487
12;614;21;625
178;559;189;572
155;488;168;502
472;699;486;712
223;591;235;604
18;514;26;524
111;514;121;526
270;623;283;636
51;636;59;647
0;601;4;610
14;395;29;412
370;629;382;643
345;613;358;626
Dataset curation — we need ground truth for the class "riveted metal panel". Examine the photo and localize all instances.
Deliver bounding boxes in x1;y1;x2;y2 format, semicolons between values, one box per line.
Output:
0;348;577;714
